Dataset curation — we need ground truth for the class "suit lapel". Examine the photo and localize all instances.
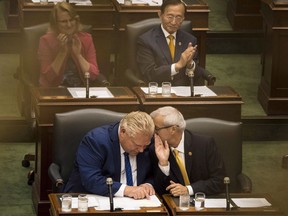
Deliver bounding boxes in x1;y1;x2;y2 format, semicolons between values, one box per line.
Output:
155;26;173;63
184;130;193;179
175;30;186;62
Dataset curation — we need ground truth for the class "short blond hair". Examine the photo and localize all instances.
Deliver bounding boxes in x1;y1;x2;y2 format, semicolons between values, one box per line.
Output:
120;111;155;138
49;2;82;33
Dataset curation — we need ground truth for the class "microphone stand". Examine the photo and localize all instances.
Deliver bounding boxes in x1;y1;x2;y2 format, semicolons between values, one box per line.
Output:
224;177;231;211
186;61;196;97
106;177;114;212
84;72;90;99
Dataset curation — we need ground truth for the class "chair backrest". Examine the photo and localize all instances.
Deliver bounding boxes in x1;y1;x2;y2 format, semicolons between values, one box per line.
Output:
22;23;50;86
185;118;243;192
52;108;126;184
21;23;92;86
123;18;192;83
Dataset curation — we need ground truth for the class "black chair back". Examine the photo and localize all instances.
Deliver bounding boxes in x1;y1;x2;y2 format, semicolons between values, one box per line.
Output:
50;108;125;191
185;118;252;193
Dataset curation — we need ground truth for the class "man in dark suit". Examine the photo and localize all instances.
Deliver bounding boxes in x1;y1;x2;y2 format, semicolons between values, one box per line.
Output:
149;106;226;196
64;111;155;199
137;0;205;86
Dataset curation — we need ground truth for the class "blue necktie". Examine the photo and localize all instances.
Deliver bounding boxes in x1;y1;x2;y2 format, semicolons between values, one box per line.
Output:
124;152;133;186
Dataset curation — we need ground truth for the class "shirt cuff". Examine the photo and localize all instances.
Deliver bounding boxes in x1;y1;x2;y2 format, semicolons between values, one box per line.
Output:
187;185;194;195
171;64;179;76
158;161;170;176
114;184;126;197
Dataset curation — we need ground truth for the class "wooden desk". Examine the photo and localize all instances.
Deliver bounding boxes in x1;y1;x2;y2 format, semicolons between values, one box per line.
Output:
258;0;288;115
49;193;168;216
163;193;285;216
133;86;243;122
31;87;139;216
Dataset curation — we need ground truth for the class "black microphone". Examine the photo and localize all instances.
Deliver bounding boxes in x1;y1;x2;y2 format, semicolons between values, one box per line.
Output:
224;177;231;211
84;72;90;99
186;61;195;97
106;177;114;212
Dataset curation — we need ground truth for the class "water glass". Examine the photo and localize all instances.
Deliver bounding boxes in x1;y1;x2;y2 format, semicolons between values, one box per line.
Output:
61;194;72;212
179;194;190;211
40;0;48;4
195;192;205;211
161;82;171;97
148;82;158;96
78;194;88;212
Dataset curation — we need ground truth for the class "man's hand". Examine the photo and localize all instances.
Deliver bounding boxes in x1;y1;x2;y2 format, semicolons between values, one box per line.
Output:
175;43;197;71
124;184;155;199
166;180;189;196
154;134;170;166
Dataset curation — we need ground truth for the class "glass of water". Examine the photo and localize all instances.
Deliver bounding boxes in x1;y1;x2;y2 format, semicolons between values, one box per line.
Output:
78;194;88;212
194;192;205;211
179;194;190;211
61;194;72;212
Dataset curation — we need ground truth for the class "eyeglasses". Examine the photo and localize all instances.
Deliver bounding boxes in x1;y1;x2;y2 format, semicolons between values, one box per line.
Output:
57;18;76;24
155;125;175;132
165;15;184;23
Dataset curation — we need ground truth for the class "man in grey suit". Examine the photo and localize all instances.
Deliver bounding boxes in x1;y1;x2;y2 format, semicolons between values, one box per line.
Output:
137;0;205;86
149;106;226;196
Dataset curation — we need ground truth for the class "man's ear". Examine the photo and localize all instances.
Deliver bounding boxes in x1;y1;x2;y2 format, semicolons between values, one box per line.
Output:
158;11;162;18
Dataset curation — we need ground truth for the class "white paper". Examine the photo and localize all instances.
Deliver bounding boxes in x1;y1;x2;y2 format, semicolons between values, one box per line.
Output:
141;86;217;97
94;194;161;210
68;87;114;98
200;198;271;208
116;0;162;5
31;0;92;5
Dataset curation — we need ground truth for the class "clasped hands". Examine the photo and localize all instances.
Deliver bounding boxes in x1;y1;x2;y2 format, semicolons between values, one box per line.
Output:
124;183;155;200
175;42;197;72
57;33;82;56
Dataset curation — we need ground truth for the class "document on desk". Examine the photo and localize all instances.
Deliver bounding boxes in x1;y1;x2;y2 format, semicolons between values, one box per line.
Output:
68;87;114;98
116;0;162;5
204;198;272;208
141;86;217;97
81;194;162;210
31;0;92;5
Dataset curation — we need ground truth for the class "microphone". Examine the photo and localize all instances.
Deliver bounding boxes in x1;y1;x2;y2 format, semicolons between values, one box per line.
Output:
84;72;90;99
106;177;114;212
186;61;195;97
224;177;231;211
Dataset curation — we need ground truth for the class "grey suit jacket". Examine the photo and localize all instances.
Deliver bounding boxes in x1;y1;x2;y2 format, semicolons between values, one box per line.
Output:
137;25;205;86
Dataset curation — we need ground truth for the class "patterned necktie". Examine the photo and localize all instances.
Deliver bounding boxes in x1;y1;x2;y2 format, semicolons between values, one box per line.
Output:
173;149;190;185
167;35;175;61
124;152;133;186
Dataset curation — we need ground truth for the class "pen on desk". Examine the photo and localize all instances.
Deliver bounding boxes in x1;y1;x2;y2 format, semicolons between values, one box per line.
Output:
152;0;158;4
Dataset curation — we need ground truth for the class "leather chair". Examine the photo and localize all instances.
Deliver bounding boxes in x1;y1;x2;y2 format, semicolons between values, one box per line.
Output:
48;108;126;192
18;23;110;170
185;118;252;193
120;18;216;87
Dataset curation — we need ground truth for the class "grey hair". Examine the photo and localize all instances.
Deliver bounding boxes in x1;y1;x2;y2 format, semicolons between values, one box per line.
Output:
150;106;186;131
120;111;155;138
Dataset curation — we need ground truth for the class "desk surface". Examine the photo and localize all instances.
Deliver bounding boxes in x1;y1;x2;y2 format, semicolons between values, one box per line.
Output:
49;193;168;216
162;193;285;216
31;87;139;125
133;86;243;121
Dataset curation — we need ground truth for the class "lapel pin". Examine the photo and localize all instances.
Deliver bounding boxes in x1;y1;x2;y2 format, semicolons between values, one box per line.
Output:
188;151;192;156
179;42;182;46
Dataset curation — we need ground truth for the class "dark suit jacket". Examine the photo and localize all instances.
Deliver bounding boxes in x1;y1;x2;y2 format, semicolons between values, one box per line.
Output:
137;25;206;86
64;123;154;196
149;130;226;196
